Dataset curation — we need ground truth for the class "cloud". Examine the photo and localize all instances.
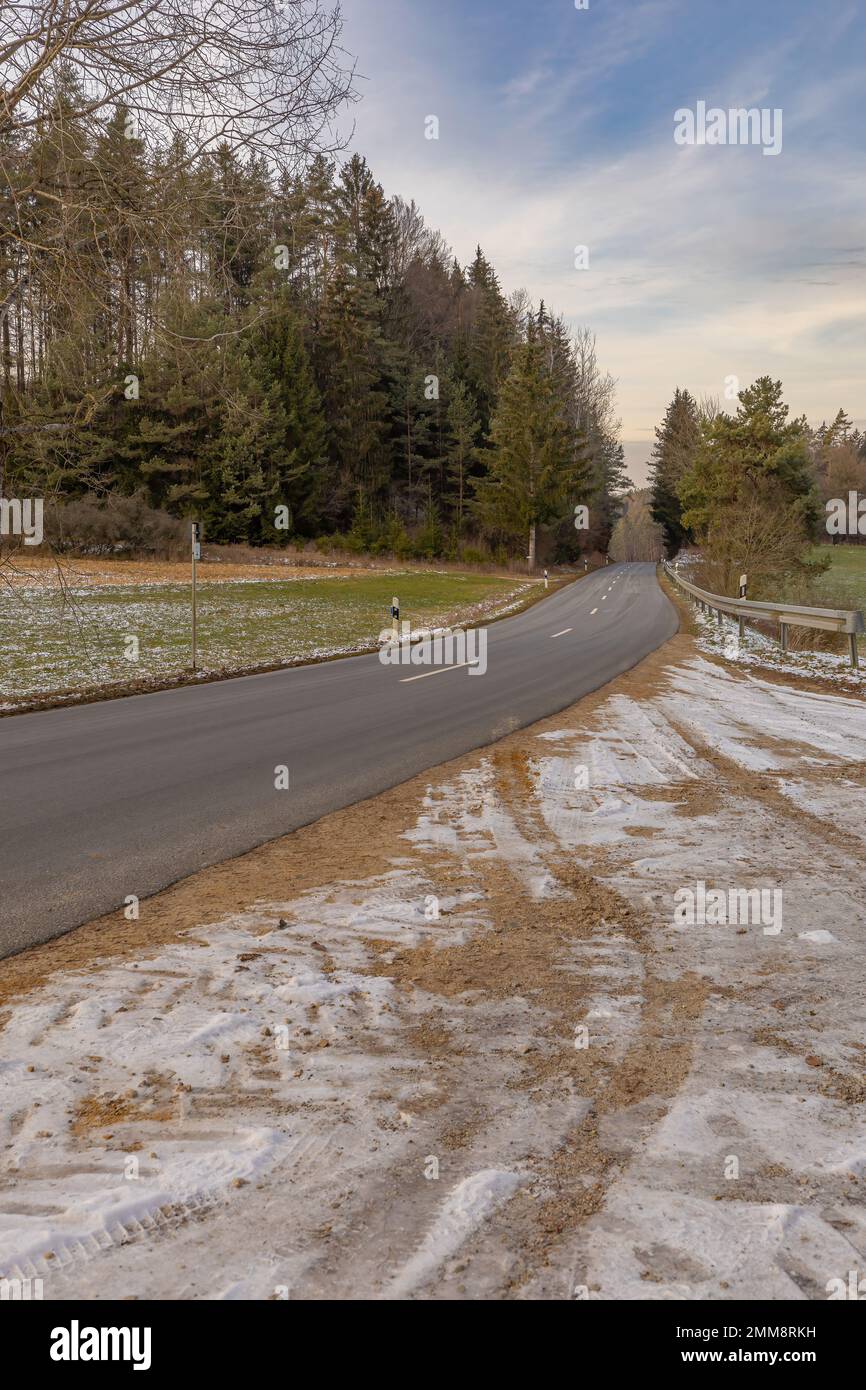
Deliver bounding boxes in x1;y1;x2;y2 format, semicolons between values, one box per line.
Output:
338;0;866;442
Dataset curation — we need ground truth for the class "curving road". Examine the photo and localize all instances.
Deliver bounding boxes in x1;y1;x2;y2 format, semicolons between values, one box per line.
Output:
0;562;677;957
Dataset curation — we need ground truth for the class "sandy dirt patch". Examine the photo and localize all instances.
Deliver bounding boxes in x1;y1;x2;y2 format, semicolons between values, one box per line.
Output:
0;553;370;590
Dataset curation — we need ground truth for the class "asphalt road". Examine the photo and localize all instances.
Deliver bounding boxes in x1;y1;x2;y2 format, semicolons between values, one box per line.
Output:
0;561;677;957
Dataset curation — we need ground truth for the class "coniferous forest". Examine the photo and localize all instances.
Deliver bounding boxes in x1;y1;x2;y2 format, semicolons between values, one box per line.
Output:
1;40;628;565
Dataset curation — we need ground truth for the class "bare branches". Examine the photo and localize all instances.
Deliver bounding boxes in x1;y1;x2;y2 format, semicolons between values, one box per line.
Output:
1;2;356;169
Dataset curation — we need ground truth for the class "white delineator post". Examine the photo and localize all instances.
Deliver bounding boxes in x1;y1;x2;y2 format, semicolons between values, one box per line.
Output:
738;572;747;639
391;595;400;639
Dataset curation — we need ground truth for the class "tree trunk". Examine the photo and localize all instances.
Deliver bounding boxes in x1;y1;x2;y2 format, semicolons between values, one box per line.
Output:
528;521;536;572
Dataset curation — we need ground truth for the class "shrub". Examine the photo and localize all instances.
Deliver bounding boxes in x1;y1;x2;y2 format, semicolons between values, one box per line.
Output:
44;493;187;558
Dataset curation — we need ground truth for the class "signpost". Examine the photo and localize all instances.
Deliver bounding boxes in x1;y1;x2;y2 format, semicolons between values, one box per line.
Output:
191;522;201;670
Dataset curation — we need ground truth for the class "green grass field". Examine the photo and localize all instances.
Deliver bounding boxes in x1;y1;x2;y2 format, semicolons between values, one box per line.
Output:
811;544;866;611
0;570;534;702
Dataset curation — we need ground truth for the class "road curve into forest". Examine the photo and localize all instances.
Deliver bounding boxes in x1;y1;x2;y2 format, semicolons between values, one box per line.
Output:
0;562;677;957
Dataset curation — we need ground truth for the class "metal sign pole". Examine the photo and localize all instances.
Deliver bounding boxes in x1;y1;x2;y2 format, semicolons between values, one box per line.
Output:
191;522;200;670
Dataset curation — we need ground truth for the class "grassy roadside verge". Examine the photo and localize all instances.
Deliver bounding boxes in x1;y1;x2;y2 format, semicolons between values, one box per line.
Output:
810;544;866;612
0;567;583;717
659;566;866;692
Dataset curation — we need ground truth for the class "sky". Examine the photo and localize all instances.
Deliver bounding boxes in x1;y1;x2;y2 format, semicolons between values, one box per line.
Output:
335;0;865;484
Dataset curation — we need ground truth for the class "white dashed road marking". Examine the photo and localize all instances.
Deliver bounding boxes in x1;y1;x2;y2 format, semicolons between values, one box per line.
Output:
400;661;478;683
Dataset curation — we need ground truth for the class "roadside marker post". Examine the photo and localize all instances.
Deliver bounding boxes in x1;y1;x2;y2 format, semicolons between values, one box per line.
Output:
391;596;400;639
543;568;549;590
738;574;747;639
191;521;201;670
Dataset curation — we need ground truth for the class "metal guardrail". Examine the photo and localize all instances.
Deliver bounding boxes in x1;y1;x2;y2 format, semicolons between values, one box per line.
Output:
662;562;865;670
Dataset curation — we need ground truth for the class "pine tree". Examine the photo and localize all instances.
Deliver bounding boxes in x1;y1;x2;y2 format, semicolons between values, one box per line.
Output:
119;293;223;513
679;377;818;539
391;359;439;522
445;377;479;530
466;247;514;434
590;436;631;555
473;331;584;569
206;302;328;541
648;387;701;556
317;263;390;525
678;377;822;592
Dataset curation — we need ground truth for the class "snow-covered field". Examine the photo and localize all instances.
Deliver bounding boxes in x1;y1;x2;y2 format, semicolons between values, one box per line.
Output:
1;639;864;1299
0;571;531;706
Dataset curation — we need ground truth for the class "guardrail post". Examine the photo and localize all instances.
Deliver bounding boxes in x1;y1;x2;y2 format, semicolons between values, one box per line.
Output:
666;558;862;670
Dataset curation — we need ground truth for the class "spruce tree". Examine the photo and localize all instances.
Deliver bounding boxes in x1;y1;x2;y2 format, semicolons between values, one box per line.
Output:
445;377;479;531
466;247;514;434
474;330;583;569
648;387;701;556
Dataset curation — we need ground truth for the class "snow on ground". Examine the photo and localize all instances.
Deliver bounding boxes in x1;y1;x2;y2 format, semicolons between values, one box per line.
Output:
692;604;865;690
0;571;532;707
1;645;864;1299
0;872;482;1292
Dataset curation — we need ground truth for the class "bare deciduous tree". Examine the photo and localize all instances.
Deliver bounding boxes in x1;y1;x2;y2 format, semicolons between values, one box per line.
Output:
609;490;664;563
1;1;355;161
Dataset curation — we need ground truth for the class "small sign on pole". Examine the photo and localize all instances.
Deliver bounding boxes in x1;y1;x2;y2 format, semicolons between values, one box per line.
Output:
739;573;747;599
